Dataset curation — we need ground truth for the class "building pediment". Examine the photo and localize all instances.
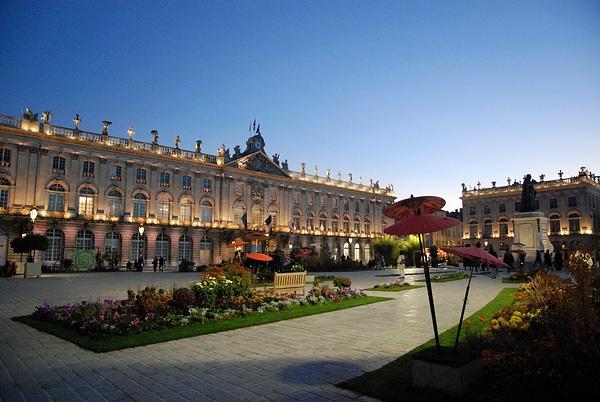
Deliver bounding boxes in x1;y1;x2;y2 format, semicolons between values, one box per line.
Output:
226;151;289;177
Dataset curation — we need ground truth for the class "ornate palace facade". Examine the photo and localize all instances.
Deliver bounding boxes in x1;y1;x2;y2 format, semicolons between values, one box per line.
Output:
0;110;395;269
461;169;600;257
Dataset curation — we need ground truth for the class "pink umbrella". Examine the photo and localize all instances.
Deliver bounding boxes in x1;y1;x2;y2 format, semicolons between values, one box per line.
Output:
384;208;460;353
384;194;446;220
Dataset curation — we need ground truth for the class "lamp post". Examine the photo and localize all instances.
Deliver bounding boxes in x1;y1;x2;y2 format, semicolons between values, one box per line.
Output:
29;207;38;233
138;225;145;268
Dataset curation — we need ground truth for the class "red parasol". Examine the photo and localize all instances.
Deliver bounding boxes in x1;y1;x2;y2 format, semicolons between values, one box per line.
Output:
440;246;509;268
226;239;249;248
384;195;446;220
247;252;273;262
244;232;269;241
384;214;461;236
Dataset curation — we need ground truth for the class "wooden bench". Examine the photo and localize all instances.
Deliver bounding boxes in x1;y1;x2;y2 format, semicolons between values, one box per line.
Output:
272;271;307;295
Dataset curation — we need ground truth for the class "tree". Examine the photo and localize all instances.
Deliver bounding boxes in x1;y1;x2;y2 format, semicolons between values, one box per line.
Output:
372;238;402;267
430;245;438;267
10;234;48;262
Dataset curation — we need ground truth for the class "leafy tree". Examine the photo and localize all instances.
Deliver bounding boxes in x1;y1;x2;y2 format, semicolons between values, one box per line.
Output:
372;238;402;266
11;234;48;262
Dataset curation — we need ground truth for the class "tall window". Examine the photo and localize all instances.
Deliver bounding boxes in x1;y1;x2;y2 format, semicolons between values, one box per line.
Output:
568;196;577;208
343;217;350;233
107;189;122;216
156;233;170;260
365;244;371;261
499;203;506;213
82;161;95;178
0;148;10;167
52;156;65;173
354;243;360;261
200;235;212;251
201;199;213;223
182;175;192;190
364;219;371;234
354;218;361;233
366;202;370;214
136;168;147;184
44;228;63;261
157;194;171;222
203;178;212;193
0;189;8;209
306;211;314;230
515;202;521;212
549;214;561;235
343;242;350;258
180;199;193;224
233;202;246;226
483;219;492;237
331;215;339;232
355;201;360;213
320;195;327;208
293;191;300;204
251;203;262;226
483;205;490;215
111;165;122;181
292;210;301;229
47;184;65;212
160;172;170;187
332;197;338;209
268;206;278;228
131;233;146;261
132;193;147;218
319;214;327;230
499;218;509;237
469;220;478;238
76;229;94;249
104;232;121;256
549;198;558;209
179;235;192;261
469;206;476;215
343;200;349;211
78;188;95;216
568;213;580;233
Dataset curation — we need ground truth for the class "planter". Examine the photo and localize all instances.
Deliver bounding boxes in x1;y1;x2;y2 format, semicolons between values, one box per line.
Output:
25;262;42;278
15;261;27;276
411;347;482;395
305;274;315;284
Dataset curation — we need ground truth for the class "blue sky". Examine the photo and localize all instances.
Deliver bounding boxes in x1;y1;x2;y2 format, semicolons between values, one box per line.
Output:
1;0;599;210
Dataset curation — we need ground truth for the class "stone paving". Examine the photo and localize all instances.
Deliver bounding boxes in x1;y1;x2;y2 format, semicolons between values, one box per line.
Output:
0;268;520;401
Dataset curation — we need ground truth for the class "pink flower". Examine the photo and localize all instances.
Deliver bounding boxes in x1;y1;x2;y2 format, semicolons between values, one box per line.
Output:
113;312;121;322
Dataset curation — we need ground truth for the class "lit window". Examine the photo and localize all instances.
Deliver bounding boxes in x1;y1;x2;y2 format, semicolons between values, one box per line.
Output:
0;148;11;167
354;243;360;260
469;220;478;238
180;200;192;224
201;200;213;223
319;214;327;230
568;213;580;233
306;212;314;230
499;218;509;237
203;178;212;193
343;217;350;232
48;184;65;212
78;188;95;216
331;216;339;232
157;194;170;222
107;190;122;216
133;193;147;218
549;215;561;234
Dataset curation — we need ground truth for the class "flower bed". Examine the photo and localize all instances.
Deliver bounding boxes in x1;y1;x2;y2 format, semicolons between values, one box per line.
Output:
366;280;424;291
416;271;466;282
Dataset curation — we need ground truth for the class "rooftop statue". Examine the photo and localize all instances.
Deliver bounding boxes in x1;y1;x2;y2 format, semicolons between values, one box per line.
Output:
519;173;537;212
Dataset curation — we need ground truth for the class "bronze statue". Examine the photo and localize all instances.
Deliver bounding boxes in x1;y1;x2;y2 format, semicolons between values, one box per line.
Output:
520;174;537;212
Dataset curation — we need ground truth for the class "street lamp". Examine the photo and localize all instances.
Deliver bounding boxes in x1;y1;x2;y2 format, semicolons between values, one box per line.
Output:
138;225;145;264
30;207;38;233
484;239;489;249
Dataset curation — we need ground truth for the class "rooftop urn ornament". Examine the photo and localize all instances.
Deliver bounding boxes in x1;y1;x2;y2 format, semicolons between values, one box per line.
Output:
558;170;564;180
314;165;318;177
102;120;112;135
151;130;159;144
492;181;496;188
370;178;374;187
326;169;331;180
348;173;353;183
127;126;135;140
195;140;202;153
175;135;181;149
507;177;511;186
539;174;545;182
73;113;81;130
477;181;481;190
41;111;52;124
300;162;306;177
461;183;466;192
338;171;342;182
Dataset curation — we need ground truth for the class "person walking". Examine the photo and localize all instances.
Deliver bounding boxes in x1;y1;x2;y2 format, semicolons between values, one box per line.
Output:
488;245;498;279
533;250;543;270
544;250;553;272
152;256;158;272
503;251;514;273
159;256;165;272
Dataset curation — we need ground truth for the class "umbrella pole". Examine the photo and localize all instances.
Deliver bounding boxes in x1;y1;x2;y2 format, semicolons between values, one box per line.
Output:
454;264;475;352
419;234;441;353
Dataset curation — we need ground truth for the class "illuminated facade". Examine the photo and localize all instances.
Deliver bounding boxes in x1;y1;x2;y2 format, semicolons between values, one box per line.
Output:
461;169;600;257
0;110;395;268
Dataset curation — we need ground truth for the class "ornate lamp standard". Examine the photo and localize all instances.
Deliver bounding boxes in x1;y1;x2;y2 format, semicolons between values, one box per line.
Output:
138;225;145;266
29;207;38;233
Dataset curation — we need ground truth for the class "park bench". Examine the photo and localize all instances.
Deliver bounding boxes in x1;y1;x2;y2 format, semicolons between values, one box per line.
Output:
272;271;307;295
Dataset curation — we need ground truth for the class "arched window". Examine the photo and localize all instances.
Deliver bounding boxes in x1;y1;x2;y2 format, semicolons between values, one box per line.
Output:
251;203;263;226
76;229;94;249
131;233;146;261
201;199;213;223
268;205;279;228
343;216;350;233
331;215;339;232
0;177;10;209
233;202;246;227
44;228;63;261
353;217;361;233
78;188;95;216
343;242;350;257
48;183;65;212
180;197;193;224
199;235;212;264
569;213;580;234
549;214;561;235
156;233;170;260
319;213;327;231
292;209;302;230
306;211;314;230
179;234;192;261
483;219;492;238
156;193;171;222
104;232;121;257
469;220;478;238
354;243;360;261
498;218;509;237
107;189;122;217
133;193;147;218
364;218;371;234
364;243;371;261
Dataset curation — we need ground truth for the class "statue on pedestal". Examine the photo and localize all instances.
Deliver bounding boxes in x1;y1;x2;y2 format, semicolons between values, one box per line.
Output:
175;136;181;149
519;174;537;212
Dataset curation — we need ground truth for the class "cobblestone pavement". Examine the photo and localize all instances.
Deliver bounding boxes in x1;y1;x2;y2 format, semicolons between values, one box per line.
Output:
0;269;519;401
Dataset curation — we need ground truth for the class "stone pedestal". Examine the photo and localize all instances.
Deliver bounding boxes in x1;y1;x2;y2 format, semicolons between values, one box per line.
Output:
513;211;551;262
412;355;483;395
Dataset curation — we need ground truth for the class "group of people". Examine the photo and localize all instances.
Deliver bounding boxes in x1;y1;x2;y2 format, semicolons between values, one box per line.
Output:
152;256;166;272
501;248;564;272
0;261;17;277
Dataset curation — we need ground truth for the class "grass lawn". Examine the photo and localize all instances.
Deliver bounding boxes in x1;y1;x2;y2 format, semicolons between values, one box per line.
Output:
338;288;518;402
364;284;424;292
415;274;467;283
13;296;390;353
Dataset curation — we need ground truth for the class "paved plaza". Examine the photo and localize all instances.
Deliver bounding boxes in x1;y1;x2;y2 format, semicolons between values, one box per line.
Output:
1;269;518;401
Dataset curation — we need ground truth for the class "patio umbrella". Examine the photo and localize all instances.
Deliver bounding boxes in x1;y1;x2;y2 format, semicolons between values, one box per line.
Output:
247;252;273;262
384;209;460;353
384;195;446;220
441;246;509;351
226;239;249;248
244;232;269;241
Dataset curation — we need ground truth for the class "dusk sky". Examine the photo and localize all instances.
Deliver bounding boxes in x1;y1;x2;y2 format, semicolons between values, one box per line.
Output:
1;0;599;211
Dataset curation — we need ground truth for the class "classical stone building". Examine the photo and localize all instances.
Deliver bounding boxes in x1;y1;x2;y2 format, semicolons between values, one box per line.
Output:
0;110;395;269
461;169;600;258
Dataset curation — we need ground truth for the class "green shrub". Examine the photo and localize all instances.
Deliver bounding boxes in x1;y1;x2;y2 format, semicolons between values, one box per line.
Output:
333;276;352;288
